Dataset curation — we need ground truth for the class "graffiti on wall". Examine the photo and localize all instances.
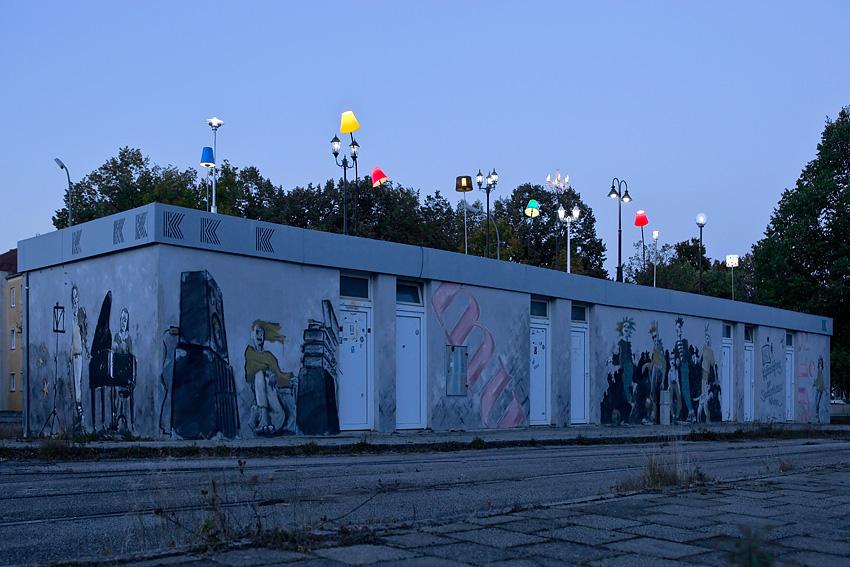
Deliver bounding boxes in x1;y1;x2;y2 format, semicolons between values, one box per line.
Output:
432;282;526;429
759;337;783;408
795;333;829;423
602;316;721;425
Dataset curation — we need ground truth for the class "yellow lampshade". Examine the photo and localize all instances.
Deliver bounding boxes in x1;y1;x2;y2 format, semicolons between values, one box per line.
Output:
340;111;360;134
524;199;540;218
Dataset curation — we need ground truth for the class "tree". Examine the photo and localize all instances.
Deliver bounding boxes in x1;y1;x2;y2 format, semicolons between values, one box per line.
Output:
752;106;850;399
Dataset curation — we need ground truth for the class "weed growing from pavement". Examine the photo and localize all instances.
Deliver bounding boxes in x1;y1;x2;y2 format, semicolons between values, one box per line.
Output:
617;439;708;492
722;525;775;567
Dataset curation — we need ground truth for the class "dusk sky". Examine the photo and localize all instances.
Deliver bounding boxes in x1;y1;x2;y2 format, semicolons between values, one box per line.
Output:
2;1;848;277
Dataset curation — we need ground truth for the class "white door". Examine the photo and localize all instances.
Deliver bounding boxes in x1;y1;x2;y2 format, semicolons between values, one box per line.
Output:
396;312;425;429
721;340;733;421
785;348;794;421
338;308;371;430
571;327;589;424
744;345;754;421
529;325;549;425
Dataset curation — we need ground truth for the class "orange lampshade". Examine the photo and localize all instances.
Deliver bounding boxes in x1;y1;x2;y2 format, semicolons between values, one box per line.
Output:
456;175;473;193
371;167;387;187
340;111;360;134
635;209;649;227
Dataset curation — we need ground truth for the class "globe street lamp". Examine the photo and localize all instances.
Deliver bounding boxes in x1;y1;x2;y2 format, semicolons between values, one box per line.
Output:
565;205;580;273
608;178;632;282
524;199;539;264
205;117;224;213
476;169;498;258
652;230;660;288
54;158;73;227
696;212;707;294
331;111;360;236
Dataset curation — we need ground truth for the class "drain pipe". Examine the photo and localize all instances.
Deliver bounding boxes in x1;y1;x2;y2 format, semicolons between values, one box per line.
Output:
23;271;29;437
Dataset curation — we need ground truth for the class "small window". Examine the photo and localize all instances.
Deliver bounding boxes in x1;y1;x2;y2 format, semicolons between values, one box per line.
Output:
571;304;587;322
446;345;468;396
9;372;14;392
10;287;15;308
530;298;548;318
722;324;732;339
786;333;793;347
10;329;14;350
744;326;754;343
396;282;421;304
340;275;369;299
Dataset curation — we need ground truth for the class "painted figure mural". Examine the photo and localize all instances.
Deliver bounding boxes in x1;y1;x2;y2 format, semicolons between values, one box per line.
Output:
814;356;826;422
646;321;666;423
245;320;297;435
69;285;88;430
673;317;693;421
296;300;340;435
697;325;722;423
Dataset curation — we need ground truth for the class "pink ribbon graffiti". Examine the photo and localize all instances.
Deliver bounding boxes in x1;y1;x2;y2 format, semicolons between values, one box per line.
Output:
432;282;526;428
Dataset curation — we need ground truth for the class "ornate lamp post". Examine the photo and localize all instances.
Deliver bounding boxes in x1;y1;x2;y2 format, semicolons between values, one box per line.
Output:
565;205;580;273
331;111;360;236
696;213;707;294
547;170;570;270
476;169;498;258
54;158;73;226
608;178;632;282
524;199;539;264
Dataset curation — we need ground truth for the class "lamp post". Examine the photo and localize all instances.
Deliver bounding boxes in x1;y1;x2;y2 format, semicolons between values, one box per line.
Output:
524;199;539;264
726;254;739;301
200;147;215;212
635;209;649;276
456;176;473;254
54;158;73;227
566;205;580;273
205;117;224;213
608;178;632;282
464;202;501;260
372;166;398;240
696;212;707;294
652;230;659;288
331;111;360;236
476;169;498;258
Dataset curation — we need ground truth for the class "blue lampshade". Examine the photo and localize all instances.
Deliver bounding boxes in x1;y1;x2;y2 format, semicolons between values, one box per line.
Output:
200;146;215;168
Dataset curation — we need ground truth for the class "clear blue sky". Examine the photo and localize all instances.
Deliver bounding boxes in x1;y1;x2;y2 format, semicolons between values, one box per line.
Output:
2;1;848;278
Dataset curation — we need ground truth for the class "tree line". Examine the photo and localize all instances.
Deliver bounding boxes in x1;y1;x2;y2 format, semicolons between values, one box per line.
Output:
52;106;850;399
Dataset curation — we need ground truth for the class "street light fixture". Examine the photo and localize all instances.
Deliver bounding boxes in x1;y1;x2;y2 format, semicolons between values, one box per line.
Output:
524;199;540;264
546;169;571;271
464;201;501;260
608;178;632;282
635;209;649;276
205;117;224;213
696;212;707;294
652;230;660;288
456;176;473;254
54;158;73;227
476;169;498;258
331;111;361;236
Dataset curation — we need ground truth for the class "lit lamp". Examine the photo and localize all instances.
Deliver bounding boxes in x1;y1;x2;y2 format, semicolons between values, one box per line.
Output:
200;147;215;212
547;169;571;270
635;209;649;276
205;117;224;213
476;169;498;258
524;199;539;264
331;111;361;235
608;178;632;282
371;166;397;240
652;230;660;288
566;205;580;273
696;212;707;294
54;158;73;226
726;254;739;301
456;175;473;254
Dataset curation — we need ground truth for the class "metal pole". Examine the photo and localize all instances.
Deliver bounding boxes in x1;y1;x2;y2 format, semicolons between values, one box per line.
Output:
485;187;491;259
653;238;658;288
555;222;559;271
463;194;468;254
528;217;532;263
698;226;703;294
342;158;349;235
731;266;735;301
641;226;646;275
617;192;623;282
211;128;217;214
567;219;572;274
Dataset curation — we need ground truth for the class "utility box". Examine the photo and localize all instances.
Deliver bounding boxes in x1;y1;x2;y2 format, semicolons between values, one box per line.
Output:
660;390;671;426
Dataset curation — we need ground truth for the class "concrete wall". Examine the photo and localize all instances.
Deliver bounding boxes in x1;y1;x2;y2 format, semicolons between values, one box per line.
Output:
17;204;833;437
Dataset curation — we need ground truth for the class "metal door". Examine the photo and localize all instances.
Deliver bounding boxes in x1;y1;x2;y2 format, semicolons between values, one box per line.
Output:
338;308;371;430
396;313;425;429
529;325;549;425
744;344;754;421
571;327;589;424
721;339;733;421
785;348;794;421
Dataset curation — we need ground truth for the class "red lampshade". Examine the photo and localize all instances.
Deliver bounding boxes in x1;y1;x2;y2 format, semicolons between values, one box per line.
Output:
635;209;649;227
371;166;387;187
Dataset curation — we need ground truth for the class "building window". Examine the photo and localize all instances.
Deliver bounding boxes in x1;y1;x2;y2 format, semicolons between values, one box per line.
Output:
744;326;754;343
530;297;548;318
9;373;14;392
10;287;14;308
340;275;369;299
9;329;14;350
571;304;587;322
786;333;793;347
722;323;732;339
396;282;421;304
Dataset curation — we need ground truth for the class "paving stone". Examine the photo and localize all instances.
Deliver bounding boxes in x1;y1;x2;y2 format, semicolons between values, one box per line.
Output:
644;512;715;529
685;551;735;567
210;548;308;565
376;557;471;567
422;522;481;534
604;536;711;559
708;502;788;517
496;517;569;534
566;513;643;530
514;541;617;563
782;551;850;567
537;524;633;546
467;514;521;526
418;542;519;565
587;554;687;567
380;531;457;549
485;559;564;567
445;528;546;549
708;512;789;530
313;544;418;565
623;523;709;543
779;535;850;556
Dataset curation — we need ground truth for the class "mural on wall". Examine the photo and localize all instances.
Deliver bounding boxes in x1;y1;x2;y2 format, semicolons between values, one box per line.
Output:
432;282;526;429
295;301;340;436
69;285;88;431
245;320;295;435
602;316;721;425
814;356;826;421
760;337;783;410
